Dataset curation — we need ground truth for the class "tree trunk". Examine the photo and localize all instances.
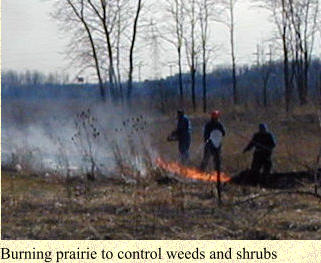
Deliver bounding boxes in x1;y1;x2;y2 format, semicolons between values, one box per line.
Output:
263;77;268;107
84;23;105;101
230;0;238;105
302;52;309;105
191;65;196;112
67;0;106;101
202;57;207;113
281;0;291;113
127;0;142;101
178;47;184;107
103;22;116;99
318;71;321;105
283;39;291;112
232;58;237;104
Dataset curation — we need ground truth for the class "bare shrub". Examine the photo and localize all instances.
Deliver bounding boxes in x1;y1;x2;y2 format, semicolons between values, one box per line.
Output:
109;114;159;184
71;109;101;181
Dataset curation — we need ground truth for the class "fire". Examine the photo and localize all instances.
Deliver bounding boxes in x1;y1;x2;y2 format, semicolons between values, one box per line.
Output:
155;157;231;183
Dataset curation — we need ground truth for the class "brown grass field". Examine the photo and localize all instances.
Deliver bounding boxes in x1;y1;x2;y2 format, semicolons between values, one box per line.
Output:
2;104;321;239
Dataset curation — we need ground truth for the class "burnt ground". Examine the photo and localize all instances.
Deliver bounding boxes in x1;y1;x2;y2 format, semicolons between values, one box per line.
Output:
232;170;319;189
2;169;321;240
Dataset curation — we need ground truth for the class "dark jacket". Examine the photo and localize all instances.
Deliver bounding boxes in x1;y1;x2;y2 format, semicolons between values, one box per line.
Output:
244;131;276;154
175;115;191;141
203;120;226;143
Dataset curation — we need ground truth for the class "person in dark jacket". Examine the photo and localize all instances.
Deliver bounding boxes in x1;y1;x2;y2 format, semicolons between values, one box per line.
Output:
200;110;226;172
168;110;191;163
243;123;276;175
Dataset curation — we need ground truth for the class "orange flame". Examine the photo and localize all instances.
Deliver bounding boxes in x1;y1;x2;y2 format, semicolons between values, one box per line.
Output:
155;157;231;183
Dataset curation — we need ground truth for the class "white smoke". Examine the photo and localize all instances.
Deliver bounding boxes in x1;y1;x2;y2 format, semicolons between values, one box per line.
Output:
2;98;161;178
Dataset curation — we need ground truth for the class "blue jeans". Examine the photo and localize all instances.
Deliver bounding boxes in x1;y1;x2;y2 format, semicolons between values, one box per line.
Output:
178;135;191;164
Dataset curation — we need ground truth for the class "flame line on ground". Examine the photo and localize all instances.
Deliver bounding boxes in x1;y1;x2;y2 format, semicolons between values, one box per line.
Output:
155;157;231;183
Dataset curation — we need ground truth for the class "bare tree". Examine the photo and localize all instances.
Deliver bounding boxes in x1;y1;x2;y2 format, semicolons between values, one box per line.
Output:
115;0;128;101
254;42;274;107
256;0;320;110
54;0;143;102
110;0;134;101
281;0;292;112
255;0;293;112
288;0;319;105
229;0;238;105
184;0;199;111
55;0;106;100
198;0;218;112
127;0;143;100
222;0;239;104
87;0;117;97
164;0;185;106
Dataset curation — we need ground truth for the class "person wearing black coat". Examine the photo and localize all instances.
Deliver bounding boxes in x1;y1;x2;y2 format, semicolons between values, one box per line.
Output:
200;110;226;172
243;123;276;175
168;110;191;163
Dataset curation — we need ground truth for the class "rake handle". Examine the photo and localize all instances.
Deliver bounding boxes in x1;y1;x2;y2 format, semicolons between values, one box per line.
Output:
217;169;222;206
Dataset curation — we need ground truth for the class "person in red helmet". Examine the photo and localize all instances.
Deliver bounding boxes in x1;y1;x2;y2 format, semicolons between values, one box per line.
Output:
211;110;220;119
200;110;226;172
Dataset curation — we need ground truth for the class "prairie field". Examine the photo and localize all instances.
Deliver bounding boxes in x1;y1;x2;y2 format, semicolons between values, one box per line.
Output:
2;101;321;240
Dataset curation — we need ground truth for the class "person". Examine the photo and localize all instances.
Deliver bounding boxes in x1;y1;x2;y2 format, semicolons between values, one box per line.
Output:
200;110;226;172
168;110;191;163
243;123;276;176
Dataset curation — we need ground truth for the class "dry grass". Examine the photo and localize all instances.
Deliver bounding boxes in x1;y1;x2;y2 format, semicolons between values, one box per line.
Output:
2;170;321;240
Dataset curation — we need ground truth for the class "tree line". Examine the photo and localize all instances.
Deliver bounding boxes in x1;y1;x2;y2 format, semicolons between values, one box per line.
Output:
6;0;321;112
3;59;321;108
257;0;321;111
52;0;243;110
1;70;70;86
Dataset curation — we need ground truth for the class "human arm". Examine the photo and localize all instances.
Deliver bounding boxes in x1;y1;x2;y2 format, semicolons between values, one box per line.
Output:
243;135;255;153
203;123;210;142
219;122;226;137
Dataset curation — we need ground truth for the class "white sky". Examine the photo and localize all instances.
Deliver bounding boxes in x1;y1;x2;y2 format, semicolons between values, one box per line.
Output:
2;0;276;80
2;0;67;74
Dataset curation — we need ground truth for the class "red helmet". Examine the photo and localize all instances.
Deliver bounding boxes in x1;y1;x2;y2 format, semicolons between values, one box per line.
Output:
211;110;221;119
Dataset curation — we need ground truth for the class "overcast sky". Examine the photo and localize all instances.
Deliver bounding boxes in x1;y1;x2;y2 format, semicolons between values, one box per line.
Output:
3;0;67;74
3;0;275;80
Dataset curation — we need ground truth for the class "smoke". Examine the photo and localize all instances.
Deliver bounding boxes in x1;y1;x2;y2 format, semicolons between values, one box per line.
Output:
2;98;160;177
